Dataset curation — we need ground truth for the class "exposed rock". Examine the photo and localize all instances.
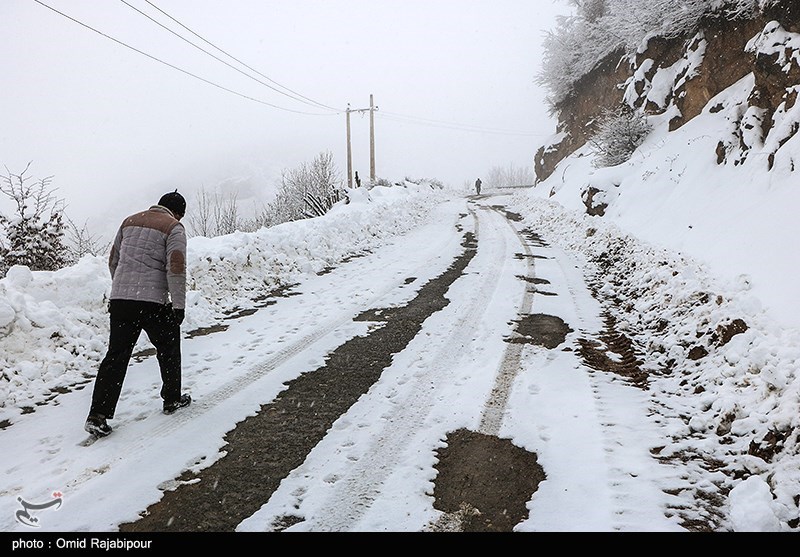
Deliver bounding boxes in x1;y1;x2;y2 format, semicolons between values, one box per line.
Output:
748;428;791;463
534;2;800;183
688;345;709;360
582;186;608;216
714;318;748;347
535;49;630;183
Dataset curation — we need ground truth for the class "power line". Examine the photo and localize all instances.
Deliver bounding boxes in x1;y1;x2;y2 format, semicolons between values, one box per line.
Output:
143;0;341;112
31;0;339;116
129;0;343;113
33;0;548;137
378;110;549;137
132;1;546;137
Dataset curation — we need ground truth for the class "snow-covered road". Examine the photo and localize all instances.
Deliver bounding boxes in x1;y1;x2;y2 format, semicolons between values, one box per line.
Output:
2;192;687;533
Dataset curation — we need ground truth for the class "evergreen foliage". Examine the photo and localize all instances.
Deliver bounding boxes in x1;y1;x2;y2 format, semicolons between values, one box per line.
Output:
0;163;68;276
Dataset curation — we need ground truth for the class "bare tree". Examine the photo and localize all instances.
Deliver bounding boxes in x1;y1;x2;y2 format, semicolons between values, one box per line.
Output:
501;163;535;187
258;151;345;227
185;186;241;238
303;151;345;218
183;152;345;236
483;163;534;189
537;0;761;109
485;166;505;190
64;216;111;263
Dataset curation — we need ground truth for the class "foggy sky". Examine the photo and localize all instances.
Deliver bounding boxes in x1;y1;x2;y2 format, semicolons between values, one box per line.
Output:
1;0;569;237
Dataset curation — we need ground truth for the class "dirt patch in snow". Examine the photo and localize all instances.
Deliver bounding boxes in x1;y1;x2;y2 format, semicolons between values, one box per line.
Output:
507;314;573;349
429;429;544;532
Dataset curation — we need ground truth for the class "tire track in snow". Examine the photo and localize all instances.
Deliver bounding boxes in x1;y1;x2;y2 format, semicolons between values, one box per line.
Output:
306;205;525;531
478;205;536;436
123;207;487;532
513;236;683;531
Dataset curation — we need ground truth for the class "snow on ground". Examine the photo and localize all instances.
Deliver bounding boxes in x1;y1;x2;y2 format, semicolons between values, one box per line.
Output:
0;181;447;426
3;81;800;532
506;69;800;531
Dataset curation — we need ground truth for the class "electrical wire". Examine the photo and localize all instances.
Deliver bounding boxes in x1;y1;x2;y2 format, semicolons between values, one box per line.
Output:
378;110;549;136
31;0;340;116
135;1;540;133
32;0;550;136
132;0;343;113
135;1;543;135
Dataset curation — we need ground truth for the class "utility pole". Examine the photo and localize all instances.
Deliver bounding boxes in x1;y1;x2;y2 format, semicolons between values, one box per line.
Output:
346;104;353;188
345;95;378;187
369;94;376;182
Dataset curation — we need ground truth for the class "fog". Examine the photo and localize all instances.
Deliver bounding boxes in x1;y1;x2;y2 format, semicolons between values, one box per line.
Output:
2;0;569;238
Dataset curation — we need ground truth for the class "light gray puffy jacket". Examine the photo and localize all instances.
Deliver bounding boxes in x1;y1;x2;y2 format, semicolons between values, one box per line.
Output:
108;205;187;310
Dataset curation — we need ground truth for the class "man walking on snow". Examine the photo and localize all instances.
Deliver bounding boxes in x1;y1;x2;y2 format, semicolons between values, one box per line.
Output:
84;191;191;437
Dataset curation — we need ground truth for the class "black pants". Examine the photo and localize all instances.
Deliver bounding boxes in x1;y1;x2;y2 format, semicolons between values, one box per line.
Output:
89;300;182;419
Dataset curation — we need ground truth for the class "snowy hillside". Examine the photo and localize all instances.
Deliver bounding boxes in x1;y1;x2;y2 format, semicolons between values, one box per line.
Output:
512;58;800;530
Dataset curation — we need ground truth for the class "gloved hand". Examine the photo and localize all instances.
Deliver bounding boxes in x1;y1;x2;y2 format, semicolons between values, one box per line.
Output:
173;308;185;325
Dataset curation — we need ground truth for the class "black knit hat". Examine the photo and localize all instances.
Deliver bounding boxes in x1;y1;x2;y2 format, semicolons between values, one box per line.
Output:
158;191;186;218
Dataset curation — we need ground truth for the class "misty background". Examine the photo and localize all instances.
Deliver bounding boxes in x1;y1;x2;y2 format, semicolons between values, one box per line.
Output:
1;0;568;240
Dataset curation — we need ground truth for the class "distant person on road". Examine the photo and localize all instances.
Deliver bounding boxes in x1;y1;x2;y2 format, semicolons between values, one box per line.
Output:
84;191;191;438
475;178;482;195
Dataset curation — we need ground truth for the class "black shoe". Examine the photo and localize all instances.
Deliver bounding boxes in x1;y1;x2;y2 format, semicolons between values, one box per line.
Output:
163;394;191;415
84;414;112;437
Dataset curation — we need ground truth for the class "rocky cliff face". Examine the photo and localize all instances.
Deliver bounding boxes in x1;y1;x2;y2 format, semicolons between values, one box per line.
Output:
535;0;800;183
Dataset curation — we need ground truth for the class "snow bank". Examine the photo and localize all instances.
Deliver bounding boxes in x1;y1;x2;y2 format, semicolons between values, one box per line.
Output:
514;62;800;529
0;180;449;423
505;192;800;530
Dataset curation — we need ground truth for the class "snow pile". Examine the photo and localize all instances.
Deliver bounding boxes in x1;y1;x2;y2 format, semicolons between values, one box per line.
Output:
746;20;800;72
186;182;444;326
0;180;449;424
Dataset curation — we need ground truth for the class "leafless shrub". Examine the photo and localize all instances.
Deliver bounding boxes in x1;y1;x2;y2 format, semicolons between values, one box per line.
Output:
588;105;653;167
257;151;345;227
183;152;345;237
64;216;110;263
484;163;535;189
185;187;242;238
